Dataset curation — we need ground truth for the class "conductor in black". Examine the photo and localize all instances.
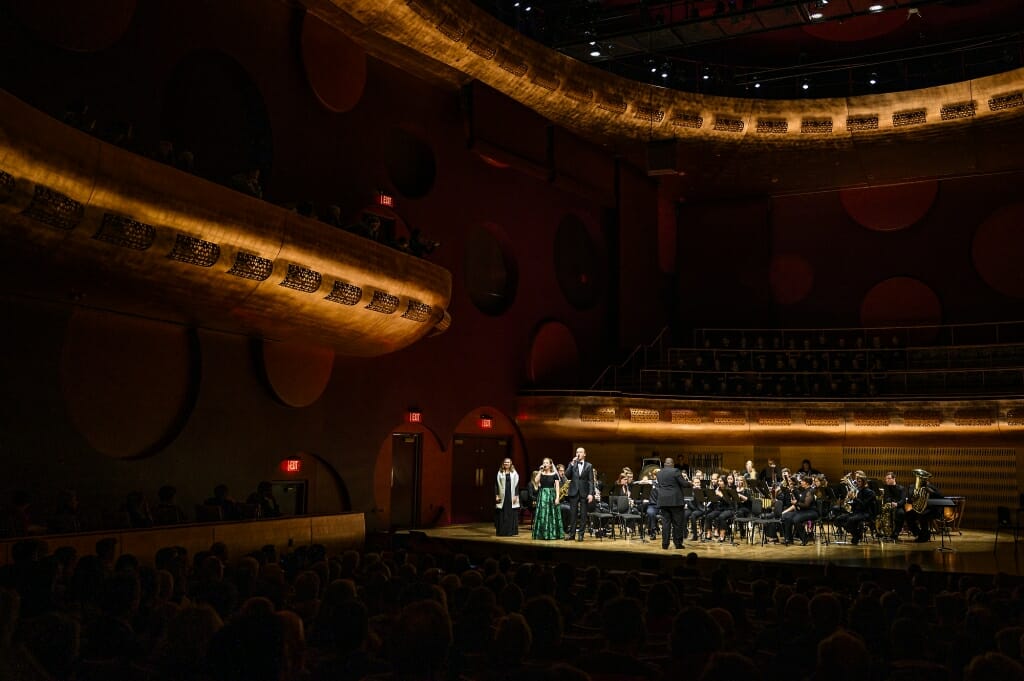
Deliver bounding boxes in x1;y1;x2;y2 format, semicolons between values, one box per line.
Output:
656;458;689;549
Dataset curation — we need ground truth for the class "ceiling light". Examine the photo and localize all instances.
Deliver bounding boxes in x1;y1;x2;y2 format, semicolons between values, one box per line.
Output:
869;73;878;85
810;12;823;19
661;71;669;79
801;79;810;90
590;49;601;57
868;4;883;11
754;82;761;89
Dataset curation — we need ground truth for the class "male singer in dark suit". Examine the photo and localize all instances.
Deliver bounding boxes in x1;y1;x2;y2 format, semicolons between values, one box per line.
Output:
564;446;594;541
656;458;689;549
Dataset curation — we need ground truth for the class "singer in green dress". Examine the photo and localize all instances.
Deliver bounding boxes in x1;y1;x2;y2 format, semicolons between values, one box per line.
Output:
532;458;564;540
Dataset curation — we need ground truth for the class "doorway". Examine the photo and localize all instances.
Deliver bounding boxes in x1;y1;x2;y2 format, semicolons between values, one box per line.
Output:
271;481;307;516
391;432;422;529
451;435;512;524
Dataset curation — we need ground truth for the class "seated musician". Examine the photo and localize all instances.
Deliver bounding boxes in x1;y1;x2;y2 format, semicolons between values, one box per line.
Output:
711;475;737;542
734;477;753;536
837;473;876;545
762;478;792;544
782;476;818;545
698;473;722;542
687;470;707;540
522;470;541;519
555;464;572;529
882;471;906;541
645;470;661;538
905;477;944;543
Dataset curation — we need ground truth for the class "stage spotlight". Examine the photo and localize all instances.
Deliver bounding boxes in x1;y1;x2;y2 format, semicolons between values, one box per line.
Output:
801;79;810;90
869;72;878;85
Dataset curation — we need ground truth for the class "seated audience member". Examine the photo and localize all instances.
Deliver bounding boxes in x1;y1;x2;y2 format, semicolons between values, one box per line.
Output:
205;484;241;520
153;486;187;525
50;489;82;534
95;538;119;573
122;491;154;529
2;490;46;537
150;605;223;681
207;611;287;681
247;482;282;519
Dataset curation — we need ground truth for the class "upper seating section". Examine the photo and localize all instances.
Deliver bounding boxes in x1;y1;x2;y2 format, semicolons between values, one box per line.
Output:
603;322;1024;399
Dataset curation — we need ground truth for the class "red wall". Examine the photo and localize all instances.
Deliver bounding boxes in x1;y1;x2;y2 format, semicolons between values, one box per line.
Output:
0;0;659;529
678;175;1024;330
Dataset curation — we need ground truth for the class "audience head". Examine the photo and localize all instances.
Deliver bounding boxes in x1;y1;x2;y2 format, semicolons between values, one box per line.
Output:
965;652;1024;681
673;606;722;658
208;611;286;681
158;485;177;503
391;599;452;676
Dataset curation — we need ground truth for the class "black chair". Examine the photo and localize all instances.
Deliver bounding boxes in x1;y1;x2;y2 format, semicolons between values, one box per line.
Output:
587;502;616;540
611;496;644;541
994;505;1022;549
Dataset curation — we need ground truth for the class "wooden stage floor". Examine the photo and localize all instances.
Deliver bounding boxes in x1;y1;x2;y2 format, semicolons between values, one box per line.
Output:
419;523;1024;577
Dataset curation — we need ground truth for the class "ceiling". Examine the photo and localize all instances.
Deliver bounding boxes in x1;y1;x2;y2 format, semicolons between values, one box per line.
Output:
474;0;1024;99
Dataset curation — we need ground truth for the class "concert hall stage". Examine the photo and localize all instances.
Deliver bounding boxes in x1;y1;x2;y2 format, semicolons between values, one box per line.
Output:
417;523;1024;578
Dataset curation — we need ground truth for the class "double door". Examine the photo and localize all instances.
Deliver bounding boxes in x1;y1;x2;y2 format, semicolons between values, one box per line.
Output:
451;435;512;524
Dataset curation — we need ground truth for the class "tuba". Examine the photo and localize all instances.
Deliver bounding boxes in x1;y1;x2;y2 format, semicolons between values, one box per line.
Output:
906;469;932;514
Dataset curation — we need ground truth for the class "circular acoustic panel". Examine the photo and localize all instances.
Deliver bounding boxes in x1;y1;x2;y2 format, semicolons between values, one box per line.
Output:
383;127;436;199
840;181;938;232
527;321;580;387
801;11;905;42
860;276;942;332
260;340;335;408
464;223;518;316
11;0;136;52
61;309;199;459
161;50;273;186
972;203;1024;298
769;254;814;305
300;11;367;113
554;214;601;310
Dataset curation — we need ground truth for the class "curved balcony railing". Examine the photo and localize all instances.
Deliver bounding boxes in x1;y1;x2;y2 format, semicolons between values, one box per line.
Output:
0;91;452;356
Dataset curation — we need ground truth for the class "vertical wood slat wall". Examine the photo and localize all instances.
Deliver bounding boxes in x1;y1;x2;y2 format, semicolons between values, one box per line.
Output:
843;447;1016;528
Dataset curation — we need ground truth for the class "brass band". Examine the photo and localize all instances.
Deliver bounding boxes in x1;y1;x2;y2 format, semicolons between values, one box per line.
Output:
516;454;955;546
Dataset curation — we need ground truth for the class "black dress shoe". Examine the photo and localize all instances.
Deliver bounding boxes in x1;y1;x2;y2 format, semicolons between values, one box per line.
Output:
800;538;810;546
913;534;930;543
675;544;684;549
576;535;584;542
851;537;860;545
662;544;670;550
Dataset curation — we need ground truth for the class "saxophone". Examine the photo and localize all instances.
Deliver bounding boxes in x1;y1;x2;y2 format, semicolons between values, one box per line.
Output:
875;488;894;537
